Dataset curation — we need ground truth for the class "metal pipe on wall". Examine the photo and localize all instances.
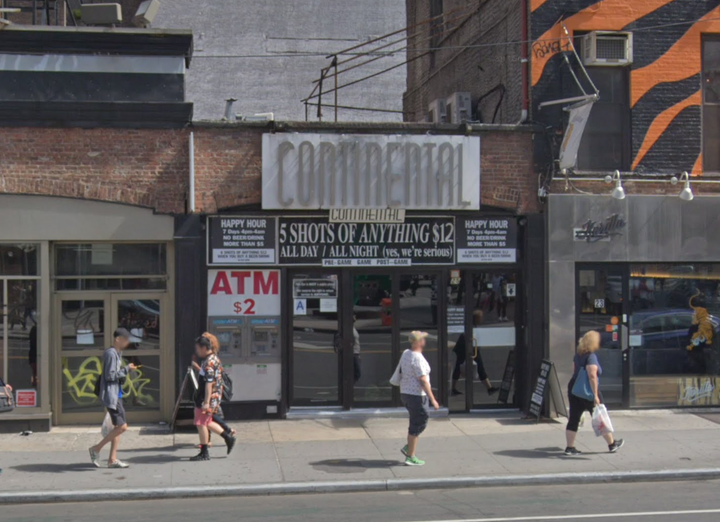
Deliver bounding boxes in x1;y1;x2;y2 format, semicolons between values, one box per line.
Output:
189;131;195;213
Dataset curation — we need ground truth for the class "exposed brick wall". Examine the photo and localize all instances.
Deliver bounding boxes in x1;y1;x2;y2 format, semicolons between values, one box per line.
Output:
481;131;538;213
192;127;263;213
0;127;190;213
0;124;537;215
404;0;524;125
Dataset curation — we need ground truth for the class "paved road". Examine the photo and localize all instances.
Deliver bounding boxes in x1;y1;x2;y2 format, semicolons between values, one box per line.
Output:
3;480;720;522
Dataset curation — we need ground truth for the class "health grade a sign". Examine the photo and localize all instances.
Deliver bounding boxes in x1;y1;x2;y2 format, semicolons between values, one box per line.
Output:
262;133;480;210
208;270;281;316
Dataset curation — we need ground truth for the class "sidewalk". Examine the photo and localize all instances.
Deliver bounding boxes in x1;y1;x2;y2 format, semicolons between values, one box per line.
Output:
1;410;720;499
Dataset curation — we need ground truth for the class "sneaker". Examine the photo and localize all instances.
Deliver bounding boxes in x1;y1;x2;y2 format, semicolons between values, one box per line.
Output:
404;455;425;466
451;389;463;396
401;445;409;457
609;439;625;453
89;447;100;468
108;460;129;469
564;447;583;456
487;387;499;396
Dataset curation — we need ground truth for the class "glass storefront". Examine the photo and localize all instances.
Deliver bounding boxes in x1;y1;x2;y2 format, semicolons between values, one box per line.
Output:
53;243;169;423
0;244;41;408
629;264;720;407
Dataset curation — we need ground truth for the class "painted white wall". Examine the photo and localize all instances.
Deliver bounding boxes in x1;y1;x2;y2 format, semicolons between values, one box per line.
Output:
155;0;406;122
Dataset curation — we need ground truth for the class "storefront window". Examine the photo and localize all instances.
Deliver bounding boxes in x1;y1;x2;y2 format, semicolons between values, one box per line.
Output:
54;243;167;290
630;264;720;407
1;244;41;407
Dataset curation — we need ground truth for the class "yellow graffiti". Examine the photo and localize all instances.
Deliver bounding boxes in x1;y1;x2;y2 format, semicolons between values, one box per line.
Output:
62;356;156;406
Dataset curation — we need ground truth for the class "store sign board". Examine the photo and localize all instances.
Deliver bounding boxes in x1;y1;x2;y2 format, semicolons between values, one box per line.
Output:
573;213;626;242
278;216;456;266
456;217;517;263
207;269;281;316
262;133;480;210
208;216;276;265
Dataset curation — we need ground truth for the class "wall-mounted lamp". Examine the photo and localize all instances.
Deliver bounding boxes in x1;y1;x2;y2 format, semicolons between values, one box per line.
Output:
671;171;694;201
604;170;626;200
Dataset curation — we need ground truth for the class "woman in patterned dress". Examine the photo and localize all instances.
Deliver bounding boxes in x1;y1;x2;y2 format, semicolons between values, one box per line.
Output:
191;333;235;461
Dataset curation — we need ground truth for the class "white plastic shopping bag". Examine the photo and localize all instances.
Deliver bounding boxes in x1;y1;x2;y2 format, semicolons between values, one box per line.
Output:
101;412;113;438
591;404;614;437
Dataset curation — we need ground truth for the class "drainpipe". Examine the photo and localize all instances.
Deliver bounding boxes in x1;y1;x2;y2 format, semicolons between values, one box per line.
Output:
518;0;529;124
189;131;195;213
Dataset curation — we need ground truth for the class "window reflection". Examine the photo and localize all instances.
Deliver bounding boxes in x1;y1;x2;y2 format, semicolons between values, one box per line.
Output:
630;264;720;376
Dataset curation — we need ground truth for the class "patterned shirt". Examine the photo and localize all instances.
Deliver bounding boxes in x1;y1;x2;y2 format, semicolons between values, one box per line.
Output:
195;353;223;413
399;349;431;396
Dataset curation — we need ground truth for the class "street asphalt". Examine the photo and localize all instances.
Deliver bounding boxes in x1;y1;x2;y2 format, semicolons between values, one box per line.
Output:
2;480;720;522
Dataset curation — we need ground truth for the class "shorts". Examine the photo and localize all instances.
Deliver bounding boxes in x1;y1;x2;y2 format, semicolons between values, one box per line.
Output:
401;393;429;436
107;401;127;427
194;407;213;426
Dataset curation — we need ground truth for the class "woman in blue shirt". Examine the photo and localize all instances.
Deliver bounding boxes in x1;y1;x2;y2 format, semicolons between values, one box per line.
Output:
565;330;624;455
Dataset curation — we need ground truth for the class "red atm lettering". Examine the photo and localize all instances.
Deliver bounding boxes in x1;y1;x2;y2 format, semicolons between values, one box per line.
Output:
211;271;279;295
254;271;279;295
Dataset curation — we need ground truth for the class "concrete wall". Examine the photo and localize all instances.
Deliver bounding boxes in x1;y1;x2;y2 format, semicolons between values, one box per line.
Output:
154;0;406;122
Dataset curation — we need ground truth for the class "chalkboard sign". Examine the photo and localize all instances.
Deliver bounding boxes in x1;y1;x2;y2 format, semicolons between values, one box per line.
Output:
497;350;515;404
528;359;567;421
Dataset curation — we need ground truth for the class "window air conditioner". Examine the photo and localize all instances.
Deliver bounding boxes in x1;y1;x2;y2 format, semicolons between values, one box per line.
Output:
427;99;448;123
582;31;633;66
446;92;472;123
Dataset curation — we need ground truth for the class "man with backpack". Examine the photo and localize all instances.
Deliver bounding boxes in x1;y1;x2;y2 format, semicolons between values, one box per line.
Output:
89;328;136;469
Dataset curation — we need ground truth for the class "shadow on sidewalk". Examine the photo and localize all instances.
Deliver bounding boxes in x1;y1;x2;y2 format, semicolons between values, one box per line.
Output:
493;447;591;461
125;454;179;464
11;463;96;473
310;458;401;474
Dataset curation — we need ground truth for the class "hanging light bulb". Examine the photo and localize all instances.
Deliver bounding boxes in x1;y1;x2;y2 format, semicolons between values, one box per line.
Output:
611;170;625;200
679;171;694;201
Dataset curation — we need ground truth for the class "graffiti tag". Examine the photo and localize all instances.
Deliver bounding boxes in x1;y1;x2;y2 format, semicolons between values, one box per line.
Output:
62;356;156;406
532;39;572;59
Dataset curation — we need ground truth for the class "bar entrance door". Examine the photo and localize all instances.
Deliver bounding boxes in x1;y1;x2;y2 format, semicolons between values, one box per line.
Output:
447;270;520;411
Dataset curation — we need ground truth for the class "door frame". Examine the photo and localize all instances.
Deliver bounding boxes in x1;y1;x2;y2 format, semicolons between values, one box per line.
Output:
458;268;524;411
52;291;171;425
574;263;631;409
285;268;343;408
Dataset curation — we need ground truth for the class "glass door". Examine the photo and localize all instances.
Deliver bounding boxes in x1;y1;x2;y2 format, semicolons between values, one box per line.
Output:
399;273;441;399
55;292;166;423
352;273;394;407
289;271;342;406
56;294;109;422
576;265;628;407
112;295;164;416
447;271;519;411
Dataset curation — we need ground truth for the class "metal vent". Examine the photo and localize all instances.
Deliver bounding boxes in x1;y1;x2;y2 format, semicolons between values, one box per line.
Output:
596;36;627;61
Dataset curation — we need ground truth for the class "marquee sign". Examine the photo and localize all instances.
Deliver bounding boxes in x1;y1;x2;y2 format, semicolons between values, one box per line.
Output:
262;133;480;210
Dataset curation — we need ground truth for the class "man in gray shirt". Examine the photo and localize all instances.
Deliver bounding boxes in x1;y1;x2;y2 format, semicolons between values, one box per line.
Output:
89;328;136;469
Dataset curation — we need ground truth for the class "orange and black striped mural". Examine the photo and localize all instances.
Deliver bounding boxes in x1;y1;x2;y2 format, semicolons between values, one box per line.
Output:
531;0;720;174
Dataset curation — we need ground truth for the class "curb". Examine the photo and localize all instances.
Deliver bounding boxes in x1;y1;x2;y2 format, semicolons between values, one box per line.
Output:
2;468;720;505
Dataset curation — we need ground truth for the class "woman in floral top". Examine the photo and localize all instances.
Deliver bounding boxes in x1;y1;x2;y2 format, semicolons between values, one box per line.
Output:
191;333;234;461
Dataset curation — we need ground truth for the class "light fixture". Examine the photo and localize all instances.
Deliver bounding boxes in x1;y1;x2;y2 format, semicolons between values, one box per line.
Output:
607;170;625;200
679;171;694;201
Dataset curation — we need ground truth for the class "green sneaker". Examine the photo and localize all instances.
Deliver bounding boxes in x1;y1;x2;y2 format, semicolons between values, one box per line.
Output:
401;445;409;457
404;455;425;466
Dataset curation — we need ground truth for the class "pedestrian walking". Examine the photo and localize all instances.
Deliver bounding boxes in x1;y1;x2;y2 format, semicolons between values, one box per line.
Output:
399;331;439;466
89;328;136;469
565;330;624;455
191;333;236;461
191;332;236;450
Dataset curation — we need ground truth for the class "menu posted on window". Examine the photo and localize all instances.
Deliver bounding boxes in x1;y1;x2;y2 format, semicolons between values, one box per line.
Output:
208;216;276;265
456;217;517;263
